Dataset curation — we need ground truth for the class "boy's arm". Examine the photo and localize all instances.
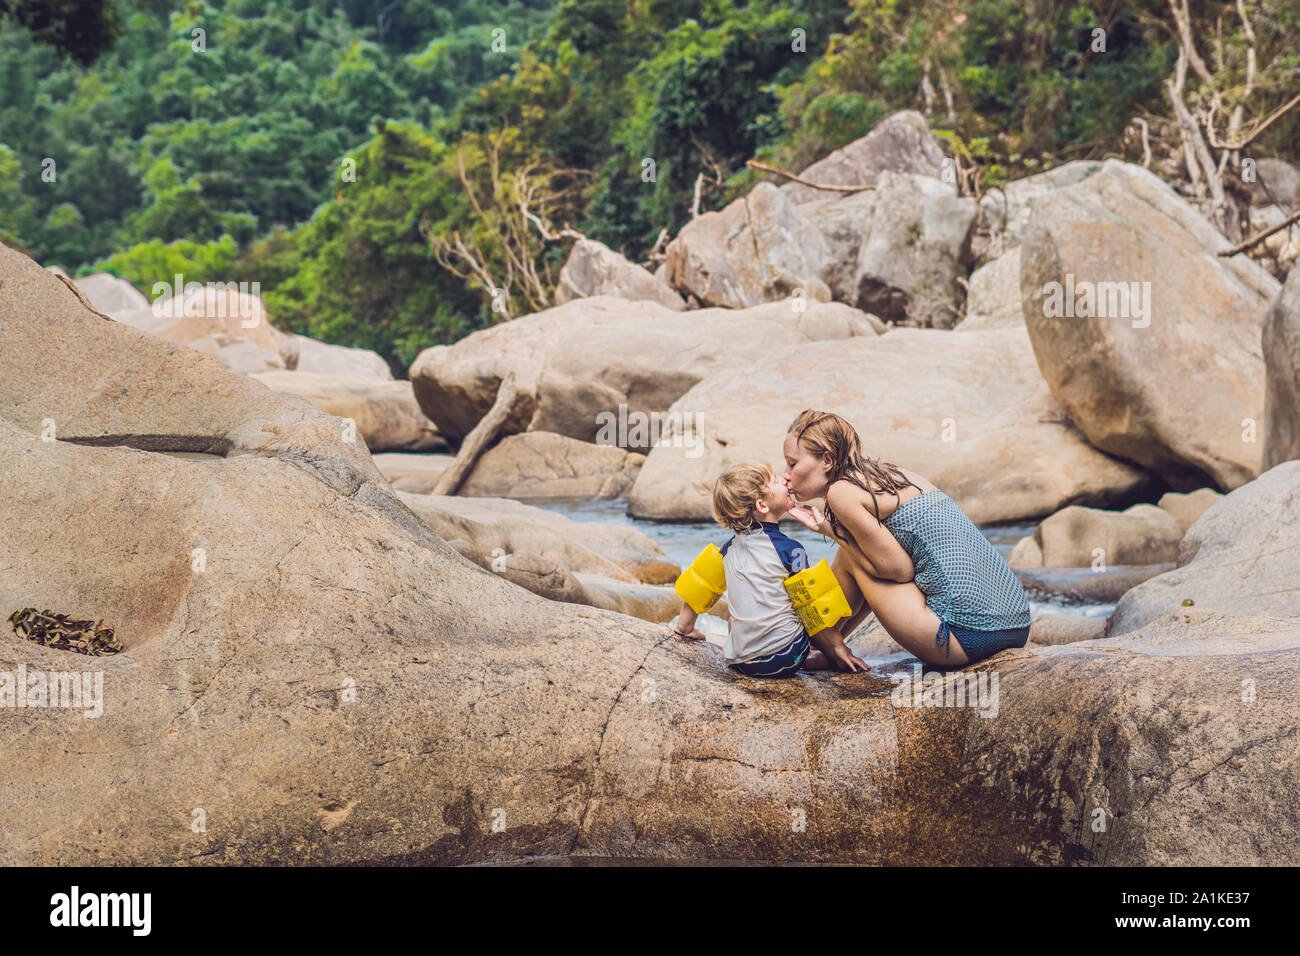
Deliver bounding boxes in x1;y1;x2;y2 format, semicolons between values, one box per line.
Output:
671;541;727;640
671;602;707;641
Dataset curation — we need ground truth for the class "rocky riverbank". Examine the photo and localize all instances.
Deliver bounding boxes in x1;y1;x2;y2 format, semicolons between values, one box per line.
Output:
7;109;1299;865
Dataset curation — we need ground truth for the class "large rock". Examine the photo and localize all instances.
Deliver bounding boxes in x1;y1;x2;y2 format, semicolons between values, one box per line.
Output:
430;520;678;624
291;335;394;380
778;110;946;205
960;247;1023;331
1109;460;1300;637
458;431;645;500
628;326;1152;524
190;332;286;373
250;371;443;453
372;452;454;494
853;170;977;327
72;271;151;315
113;283;300;370
1034;503;1183;567
977;161;1101;256
448;536;588;605
798;188;879;302
1263;267;1300;469
395;492;678;586
664;182;833;309
1021;160;1279;490
1029;613;1107;646
378;436;645;500
556;239;685;311
1247;158;1299;208
573;573;681;624
1156;488;1224;535
1008;534;1043;569
401;494;686;623
409;294;880;447
2;245;1296;866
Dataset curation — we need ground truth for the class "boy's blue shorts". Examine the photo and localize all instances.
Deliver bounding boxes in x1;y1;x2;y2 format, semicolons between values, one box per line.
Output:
730;630;811;678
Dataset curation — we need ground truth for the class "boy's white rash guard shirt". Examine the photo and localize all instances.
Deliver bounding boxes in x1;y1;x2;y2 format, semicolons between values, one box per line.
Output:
720;521;811;663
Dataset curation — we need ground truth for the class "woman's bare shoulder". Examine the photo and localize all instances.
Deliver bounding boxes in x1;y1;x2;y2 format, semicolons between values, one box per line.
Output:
828;468;935;520
826;477;896;519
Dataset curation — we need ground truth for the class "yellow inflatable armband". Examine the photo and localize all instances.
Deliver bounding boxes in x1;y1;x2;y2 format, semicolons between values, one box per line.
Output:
783;558;851;635
674;543;726;614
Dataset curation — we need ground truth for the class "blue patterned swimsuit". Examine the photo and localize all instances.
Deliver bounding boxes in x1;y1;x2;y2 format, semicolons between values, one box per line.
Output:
880;489;1032;664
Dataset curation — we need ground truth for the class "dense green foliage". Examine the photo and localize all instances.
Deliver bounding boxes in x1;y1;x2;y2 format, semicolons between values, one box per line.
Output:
770;0;1184;181
0;0;552;260
2;0;1297;374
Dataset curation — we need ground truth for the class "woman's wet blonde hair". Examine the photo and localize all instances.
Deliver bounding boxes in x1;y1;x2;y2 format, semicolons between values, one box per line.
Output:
787;409;918;543
711;462;773;533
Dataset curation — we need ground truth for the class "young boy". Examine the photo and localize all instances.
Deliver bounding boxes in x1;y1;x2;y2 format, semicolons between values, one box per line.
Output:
670;462;869;677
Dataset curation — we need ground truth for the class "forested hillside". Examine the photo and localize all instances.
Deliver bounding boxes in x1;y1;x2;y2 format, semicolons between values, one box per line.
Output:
2;0;1297;373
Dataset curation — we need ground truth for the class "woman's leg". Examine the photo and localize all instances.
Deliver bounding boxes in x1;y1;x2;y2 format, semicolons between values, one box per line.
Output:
834;546;970;667
830;548;872;638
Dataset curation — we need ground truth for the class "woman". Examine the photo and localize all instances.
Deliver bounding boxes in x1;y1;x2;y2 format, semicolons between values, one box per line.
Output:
781;409;1031;668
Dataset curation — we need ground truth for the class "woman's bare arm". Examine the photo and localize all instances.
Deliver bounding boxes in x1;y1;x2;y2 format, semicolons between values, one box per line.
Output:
824;482;915;582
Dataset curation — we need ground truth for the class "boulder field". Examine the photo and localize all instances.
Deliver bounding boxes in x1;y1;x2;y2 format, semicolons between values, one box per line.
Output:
409;294;882;447
3;245;1295;865
556;238;685;311
1108;460;1300;639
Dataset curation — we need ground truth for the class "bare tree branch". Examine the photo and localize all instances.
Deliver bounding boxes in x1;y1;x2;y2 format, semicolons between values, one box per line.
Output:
1208;91;1300;150
1169;0;1215;87
1219;207;1300;256
745;159;873;194
643;227;670;269
1131;117;1153;168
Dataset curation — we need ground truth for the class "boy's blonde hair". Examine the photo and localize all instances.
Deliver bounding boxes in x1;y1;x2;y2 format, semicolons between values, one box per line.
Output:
711;462;773;532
